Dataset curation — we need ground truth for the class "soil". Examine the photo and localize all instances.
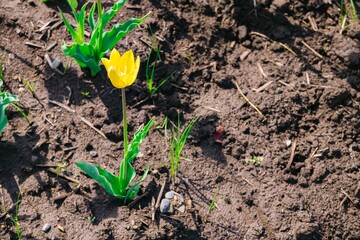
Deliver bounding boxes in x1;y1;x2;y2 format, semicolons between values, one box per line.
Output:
0;0;359;239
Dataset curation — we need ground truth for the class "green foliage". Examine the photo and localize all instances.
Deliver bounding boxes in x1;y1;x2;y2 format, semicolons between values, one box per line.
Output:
76;119;154;203
208;187;220;213
1;193;22;239
60;0;149;76
339;0;359;32
145;48;174;96
166;115;198;183
0;74;18;133
243;156;264;165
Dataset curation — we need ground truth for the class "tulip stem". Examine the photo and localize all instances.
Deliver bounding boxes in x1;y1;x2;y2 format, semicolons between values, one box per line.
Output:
122;88;129;158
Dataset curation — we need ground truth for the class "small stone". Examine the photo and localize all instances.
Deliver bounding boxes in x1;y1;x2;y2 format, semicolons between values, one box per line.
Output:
1;224;6;230
31;155;38;164
160;199;170;213
52;59;62;68
89;150;98;157
42;223;51;232
238;25;248;40
8;53;15;60
285;140;292;147
132;225;139;230
165;191;175;199
176;205;186;213
57;224;65;232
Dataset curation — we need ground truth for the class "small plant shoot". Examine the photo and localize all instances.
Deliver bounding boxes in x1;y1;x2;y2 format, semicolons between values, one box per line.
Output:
60;0;149;76
166;115;198;183
0;65;19;133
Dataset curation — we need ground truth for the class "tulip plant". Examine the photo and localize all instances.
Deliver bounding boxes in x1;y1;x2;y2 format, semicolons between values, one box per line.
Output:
60;0;149;76
76;49;154;202
0;65;18;133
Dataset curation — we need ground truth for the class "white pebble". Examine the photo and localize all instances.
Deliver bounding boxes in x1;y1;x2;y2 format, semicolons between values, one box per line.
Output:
42;223;51;232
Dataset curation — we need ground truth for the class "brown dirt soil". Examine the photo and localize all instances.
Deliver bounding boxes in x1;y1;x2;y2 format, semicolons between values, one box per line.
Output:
1;0;360;239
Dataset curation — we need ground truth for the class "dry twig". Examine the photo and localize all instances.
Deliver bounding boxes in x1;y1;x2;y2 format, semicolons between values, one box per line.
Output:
286;139;297;171
301;40;323;59
80;117;108;140
234;81;266;121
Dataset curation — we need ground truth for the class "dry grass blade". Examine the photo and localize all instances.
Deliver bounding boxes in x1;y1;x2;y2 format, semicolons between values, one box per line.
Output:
80;117;108;140
286;139;297;171
44;54;65;75
49;100;75;113
252;81;273;93
257;63;268;78
250;32;297;56
25;42;43;49
301;41;324;59
234;81;266;121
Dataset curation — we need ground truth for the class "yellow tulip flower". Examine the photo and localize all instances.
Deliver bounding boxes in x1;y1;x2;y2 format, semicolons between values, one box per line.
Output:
101;49;140;89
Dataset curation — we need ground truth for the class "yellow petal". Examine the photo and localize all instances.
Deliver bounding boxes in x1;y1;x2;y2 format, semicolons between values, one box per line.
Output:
101;58;111;72
108;66;126;88
109;49;121;67
129;56;140;86
120;50;135;82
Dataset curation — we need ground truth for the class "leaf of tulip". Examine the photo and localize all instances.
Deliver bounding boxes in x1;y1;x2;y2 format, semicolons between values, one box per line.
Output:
74;3;89;45
124;118;155;164
101;0;126;26
59;8;78;43
75;161;123;198
67;0;78;12
62;44;101;76
0;80;18;133
118;119;154;195
118;157;136;196
101;13;150;55
125;164;150;203
88;3;96;31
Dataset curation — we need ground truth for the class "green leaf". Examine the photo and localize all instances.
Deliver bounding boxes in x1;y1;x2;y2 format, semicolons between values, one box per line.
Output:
88;3;96;31
118;119;154;196
125;118;155;163
74;2;89;44
0;80;18;133
125;165;149;203
67;0;78;11
118;157;136;196
59;8;78;43
75;161;123;198
178;116;199;152
102;0;126;26
62;43;101;76
101;13;150;55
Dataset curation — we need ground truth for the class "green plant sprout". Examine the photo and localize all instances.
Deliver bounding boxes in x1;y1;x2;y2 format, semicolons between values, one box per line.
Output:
1;193;22;239
0;64;19;132
76;49;154;203
208;187;221;213
166;115;198;183
145;48;174;96
144;28;174;96
25;80;36;96
81;91;91;98
243;155;264;165
60;0;149;76
87;215;96;223
339;0;359;33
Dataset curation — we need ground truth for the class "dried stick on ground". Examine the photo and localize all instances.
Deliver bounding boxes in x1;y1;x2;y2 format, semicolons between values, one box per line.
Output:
234;81;266;121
